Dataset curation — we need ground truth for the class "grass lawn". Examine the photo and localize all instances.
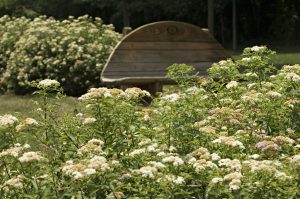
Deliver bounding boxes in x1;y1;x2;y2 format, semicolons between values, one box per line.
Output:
0;94;78;117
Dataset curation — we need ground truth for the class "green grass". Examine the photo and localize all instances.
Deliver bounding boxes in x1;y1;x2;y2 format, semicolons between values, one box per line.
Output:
0;94;78;117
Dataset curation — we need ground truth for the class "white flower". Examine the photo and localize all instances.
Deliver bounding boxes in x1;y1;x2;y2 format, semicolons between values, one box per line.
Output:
88;156;110;171
111;160;120;165
143;114;150;121
266;91;282;98
242;57;251;62
19;152;47;163
73;171;84;179
138;139;152;146
149;161;166;169
186;86;201;94
173;176;185;185
169;146;177;152
275;171;292;179
285;72;300;82
82;117;97;125
4;175;23;188
211;177;223;184
157;151;166;156
289;154;300;164
83;168;96;176
211;153;221;161
226;81;239;89
129;148;146;157
188;157;197;164
251;46;265;52
245;72;258;78
162;156;184;166
25;118;38;125
0;114;18;127
137;166;157;178
161;93;180;102
249;154;260;160
224;172;243;181
38;79;60;87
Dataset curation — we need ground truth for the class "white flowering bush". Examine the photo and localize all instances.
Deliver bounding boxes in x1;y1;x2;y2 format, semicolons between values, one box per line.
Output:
0;15;120;95
1;46;300;198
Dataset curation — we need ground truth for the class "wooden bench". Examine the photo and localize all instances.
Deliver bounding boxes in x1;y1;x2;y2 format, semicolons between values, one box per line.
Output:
101;21;231;94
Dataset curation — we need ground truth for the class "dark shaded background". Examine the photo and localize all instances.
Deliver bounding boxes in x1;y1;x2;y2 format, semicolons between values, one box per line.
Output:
0;0;299;49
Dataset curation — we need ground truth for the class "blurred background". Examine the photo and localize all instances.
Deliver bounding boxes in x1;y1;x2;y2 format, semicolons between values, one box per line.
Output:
0;0;299;50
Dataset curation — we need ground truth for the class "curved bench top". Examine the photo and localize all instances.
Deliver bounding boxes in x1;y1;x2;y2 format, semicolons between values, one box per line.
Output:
101;21;231;84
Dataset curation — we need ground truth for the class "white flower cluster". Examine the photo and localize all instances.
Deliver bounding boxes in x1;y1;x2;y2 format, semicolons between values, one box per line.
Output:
159;175;185;185
0;114;18;127
125;87;151;98
38;79;60;87
19;151;48;163
135;166;157;178
162;155;184;166
62;155;110;180
192;159;218;172
16;117;38;132
212;136;245;149
289;154;300;165
0;143;30;158
226;81;239;89
161;93;180;103
3;175;24;189
241;90;262;102
218;159;242;171
79;87;150;102
250;46;265;52
243;160;292;179
224;172;243;190
77;139;104;155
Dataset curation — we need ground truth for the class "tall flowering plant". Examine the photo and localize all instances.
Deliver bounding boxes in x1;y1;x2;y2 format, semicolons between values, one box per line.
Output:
1;46;300;198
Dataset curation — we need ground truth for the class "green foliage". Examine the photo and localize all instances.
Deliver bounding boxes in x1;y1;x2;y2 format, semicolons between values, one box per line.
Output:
0;15;121;95
1;46;300;198
166;64;197;88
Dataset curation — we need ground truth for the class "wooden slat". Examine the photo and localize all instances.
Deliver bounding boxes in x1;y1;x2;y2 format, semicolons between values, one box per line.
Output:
109;50;228;63
124;21;215;42
101;21;231;84
104;62;213;72
118;42;223;50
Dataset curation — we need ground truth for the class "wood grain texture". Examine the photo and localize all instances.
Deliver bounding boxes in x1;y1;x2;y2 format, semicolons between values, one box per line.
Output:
101;21;231;84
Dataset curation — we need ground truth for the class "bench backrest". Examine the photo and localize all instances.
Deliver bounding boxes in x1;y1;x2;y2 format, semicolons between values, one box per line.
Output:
101;21;230;84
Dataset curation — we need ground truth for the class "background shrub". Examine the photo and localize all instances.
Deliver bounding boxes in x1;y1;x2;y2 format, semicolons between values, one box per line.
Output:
0;15;121;95
0;16;30;92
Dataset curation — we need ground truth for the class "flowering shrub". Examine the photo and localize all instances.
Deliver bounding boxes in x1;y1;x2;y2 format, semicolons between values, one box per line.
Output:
1;46;300;198
0;15;120;95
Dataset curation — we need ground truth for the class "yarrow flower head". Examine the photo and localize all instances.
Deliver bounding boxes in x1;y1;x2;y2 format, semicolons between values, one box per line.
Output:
161;93;180;103
162;155;184;166
0;114;18;127
125;87;151;98
3;175;24;189
226;81;239;89
18;151;48;163
250;45;265;52
38;79;60;87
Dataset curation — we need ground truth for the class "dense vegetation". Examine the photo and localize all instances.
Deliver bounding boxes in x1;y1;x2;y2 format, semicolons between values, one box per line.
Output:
0;15;120;95
0;0;299;46
1;47;300;198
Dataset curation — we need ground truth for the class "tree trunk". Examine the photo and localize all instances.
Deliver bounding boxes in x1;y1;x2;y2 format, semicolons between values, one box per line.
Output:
208;0;214;37
232;0;237;50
